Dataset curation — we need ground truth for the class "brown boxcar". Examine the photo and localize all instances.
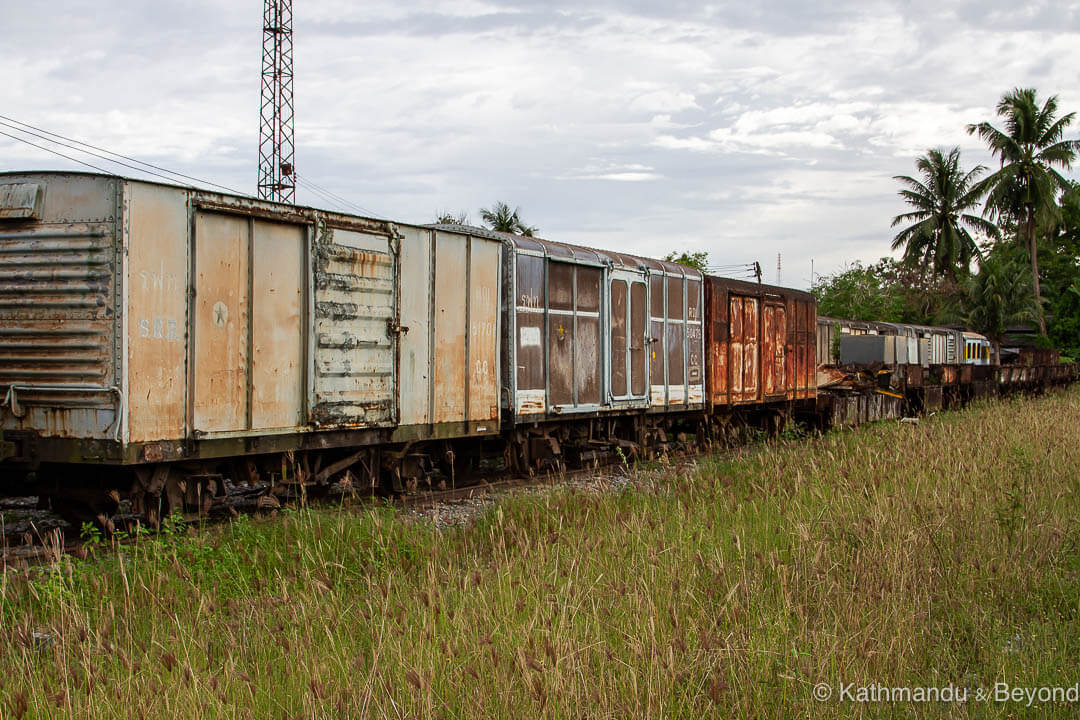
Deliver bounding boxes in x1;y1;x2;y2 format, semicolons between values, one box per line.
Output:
705;277;815;408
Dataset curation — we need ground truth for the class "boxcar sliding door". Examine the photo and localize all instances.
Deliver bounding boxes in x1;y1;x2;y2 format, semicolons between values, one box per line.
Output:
729;294;760;403
192;212;305;435
762;301;787;398
610;272;647;401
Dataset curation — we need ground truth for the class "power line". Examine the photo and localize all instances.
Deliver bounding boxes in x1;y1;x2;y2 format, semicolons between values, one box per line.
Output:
0;120;216;189
0;129;117;176
296;175;368;214
1;115;381;219
293;176;354;214
0;113;250;196
294;172;379;217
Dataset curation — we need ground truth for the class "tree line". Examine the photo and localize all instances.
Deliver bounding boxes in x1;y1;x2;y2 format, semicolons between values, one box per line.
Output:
815;88;1080;359
441;89;1080;360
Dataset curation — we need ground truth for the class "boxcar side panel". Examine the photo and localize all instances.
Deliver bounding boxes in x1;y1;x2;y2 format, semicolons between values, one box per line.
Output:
708;277;816;408
610;278;628;398
126;182;188;442
630;281;647;398
311;228;396;428
548;261;574;408
192;212;249;433
468;238;500;424
706;279;728;407
397;227;432;427
0;173;119;440
250;220;305;430
513;253;545;415
433;232;467;424
649;275;666;406
738;296;761;403
663;276;685;403
729;295;744;400
762;302;784;398
686;278;704;405
799;298;817;398
575;266;603;407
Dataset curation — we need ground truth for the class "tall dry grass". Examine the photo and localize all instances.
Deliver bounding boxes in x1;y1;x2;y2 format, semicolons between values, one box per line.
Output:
2;388;1080;718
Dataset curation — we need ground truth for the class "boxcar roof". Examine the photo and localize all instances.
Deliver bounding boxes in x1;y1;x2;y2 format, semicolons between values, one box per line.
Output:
818;316;896;334
0;170;396;225
879;322;960;336
428;223;703;279
709;274;815;303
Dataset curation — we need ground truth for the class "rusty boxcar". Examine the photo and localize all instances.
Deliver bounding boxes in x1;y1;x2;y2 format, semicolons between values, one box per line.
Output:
0;172;501;511
705;277;816;410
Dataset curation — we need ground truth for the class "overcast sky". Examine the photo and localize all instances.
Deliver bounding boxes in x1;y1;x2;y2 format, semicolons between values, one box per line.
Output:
4;0;1079;287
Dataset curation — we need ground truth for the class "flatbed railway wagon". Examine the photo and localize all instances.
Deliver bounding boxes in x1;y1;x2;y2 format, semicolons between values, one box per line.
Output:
0;171;503;522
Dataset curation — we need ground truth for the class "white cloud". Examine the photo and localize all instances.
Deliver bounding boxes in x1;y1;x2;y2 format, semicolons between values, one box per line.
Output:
628;90;701;114
2;0;1079;285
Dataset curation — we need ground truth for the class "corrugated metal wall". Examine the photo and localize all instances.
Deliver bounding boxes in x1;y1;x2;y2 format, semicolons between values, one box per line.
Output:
0;174;119;439
312;227;396;428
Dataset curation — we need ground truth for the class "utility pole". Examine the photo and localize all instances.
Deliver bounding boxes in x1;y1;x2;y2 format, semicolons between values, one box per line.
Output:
257;0;295;203
776;253;782;286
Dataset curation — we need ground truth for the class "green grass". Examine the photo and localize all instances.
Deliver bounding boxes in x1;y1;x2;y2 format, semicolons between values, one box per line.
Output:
3;388;1080;718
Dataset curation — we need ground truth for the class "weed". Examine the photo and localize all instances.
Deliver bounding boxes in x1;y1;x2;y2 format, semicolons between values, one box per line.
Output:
614;445;628;468
1;387;1079;718
79;522;102;549
778;422;808;442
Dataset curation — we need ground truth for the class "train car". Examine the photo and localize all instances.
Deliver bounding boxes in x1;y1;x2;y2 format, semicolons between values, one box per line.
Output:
705;277;816;423
2;168;1073;531
491;230;705;467
816;316;898;366
962;332;991;366
0;172;502;517
878;323;960;368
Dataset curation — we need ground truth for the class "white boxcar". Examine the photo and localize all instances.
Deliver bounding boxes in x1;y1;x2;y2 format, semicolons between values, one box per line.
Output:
0;172;501;475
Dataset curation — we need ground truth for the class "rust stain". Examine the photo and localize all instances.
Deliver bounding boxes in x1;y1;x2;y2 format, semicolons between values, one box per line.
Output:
193;211;248;433
250;219;304;430
469;240;500;421
433;233;466;424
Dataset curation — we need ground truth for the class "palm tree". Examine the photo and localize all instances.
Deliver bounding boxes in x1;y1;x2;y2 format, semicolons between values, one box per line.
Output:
479;201;537;237
965;248;1040;362
434;210;470;225
967;88;1080;334
890;147;998;280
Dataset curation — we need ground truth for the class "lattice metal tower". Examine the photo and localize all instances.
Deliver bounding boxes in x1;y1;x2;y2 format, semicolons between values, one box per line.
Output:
257;0;295;203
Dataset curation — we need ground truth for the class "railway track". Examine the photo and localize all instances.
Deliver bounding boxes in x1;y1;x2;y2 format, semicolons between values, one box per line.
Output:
4;379;1073;569
0;448;667;569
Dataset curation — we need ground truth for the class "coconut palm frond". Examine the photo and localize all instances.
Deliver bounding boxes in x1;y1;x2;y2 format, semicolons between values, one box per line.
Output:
891;147;995;279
